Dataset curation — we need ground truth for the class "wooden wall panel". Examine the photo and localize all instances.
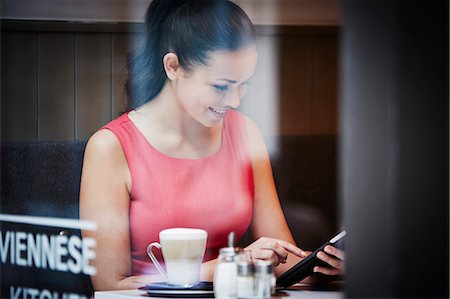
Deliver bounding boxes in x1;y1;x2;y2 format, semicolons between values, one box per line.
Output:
1;32;38;141
112;33;129;118
1;24;339;141
312;37;338;134
278;36;312;135
38;33;75;140
76;33;111;140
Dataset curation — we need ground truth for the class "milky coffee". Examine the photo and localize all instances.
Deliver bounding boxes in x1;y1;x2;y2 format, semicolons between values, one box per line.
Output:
148;228;207;286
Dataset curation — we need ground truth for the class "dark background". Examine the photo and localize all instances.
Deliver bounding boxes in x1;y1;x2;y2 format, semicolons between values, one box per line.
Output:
341;2;449;298
1;0;449;298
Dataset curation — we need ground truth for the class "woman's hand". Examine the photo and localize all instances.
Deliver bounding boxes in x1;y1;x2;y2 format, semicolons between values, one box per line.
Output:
245;237;308;267
314;245;345;276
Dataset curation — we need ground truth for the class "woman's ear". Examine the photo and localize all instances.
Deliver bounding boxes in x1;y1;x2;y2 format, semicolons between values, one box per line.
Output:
163;52;181;80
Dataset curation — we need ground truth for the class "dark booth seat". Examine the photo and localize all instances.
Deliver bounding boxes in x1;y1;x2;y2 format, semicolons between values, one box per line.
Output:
1;141;86;218
239;135;338;249
0;141;93;298
270;135;338;249
0;135;337;296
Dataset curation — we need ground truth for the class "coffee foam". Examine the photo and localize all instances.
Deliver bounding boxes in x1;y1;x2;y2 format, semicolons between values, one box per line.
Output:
161;238;206;260
160;228;207;240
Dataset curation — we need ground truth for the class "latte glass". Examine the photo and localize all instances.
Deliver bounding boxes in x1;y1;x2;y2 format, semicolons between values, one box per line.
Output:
147;228;207;286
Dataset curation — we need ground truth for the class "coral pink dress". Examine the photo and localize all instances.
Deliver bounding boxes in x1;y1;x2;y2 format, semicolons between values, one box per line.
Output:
102;110;254;275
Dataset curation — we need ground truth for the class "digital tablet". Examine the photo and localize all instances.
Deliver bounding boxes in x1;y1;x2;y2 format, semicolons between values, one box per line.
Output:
276;230;346;288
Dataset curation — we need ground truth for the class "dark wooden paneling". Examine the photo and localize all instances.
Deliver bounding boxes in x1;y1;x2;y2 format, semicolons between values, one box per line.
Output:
2;20;336;36
1;20;144;33
1;32;38;141
112;34;129;118
76;33;111;140
278;37;312;135
38;33;75;140
2;24;339;141
312;37;338;135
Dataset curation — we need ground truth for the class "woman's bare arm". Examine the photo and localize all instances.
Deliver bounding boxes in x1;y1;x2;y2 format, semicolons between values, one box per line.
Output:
243;117;344;278
242;117;306;275
79;129;163;290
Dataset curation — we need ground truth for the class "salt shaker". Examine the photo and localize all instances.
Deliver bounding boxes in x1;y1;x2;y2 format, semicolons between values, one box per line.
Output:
236;261;255;299
254;260;276;299
214;232;240;299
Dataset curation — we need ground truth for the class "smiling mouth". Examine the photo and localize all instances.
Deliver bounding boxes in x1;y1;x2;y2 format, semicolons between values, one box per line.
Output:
209;107;227;117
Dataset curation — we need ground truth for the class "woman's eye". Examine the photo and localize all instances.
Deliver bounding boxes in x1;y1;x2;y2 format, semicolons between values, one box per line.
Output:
213;85;229;92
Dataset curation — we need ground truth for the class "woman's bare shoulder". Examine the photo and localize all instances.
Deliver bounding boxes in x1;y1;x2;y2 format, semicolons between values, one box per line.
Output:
83;129;128;171
85;129;122;157
241;114;259;134
240;114;266;155
81;129;131;194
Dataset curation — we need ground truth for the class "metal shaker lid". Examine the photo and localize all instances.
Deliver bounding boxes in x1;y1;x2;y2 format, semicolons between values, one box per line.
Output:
237;261;254;276
254;260;273;274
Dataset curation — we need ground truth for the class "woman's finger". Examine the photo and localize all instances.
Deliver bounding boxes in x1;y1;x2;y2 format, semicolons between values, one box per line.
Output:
246;237;309;267
316;251;343;270
324;245;345;261
251;249;280;266
313;266;340;276
258;240;289;263
276;239;308;257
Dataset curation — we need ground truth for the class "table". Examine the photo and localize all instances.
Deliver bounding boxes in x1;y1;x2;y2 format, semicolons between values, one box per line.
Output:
95;284;344;299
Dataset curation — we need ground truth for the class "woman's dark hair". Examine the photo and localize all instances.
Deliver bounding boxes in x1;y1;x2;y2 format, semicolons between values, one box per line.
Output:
125;0;256;110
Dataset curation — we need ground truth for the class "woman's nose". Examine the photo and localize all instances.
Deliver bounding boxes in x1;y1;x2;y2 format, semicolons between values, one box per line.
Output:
223;88;241;109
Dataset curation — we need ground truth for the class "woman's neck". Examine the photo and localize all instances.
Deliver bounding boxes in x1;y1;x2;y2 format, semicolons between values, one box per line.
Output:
137;83;220;140
128;84;223;159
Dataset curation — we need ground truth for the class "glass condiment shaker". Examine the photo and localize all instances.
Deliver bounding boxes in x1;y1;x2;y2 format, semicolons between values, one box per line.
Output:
214;232;240;299
254;260;276;299
237;260;255;299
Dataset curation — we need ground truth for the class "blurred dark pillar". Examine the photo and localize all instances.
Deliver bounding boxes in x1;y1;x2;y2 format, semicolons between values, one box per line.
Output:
341;1;448;298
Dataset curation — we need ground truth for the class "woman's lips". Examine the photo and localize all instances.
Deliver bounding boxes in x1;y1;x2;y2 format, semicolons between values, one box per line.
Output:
209;107;227;118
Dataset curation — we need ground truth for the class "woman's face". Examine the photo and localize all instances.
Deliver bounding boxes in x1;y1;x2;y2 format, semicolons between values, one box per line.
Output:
174;45;258;128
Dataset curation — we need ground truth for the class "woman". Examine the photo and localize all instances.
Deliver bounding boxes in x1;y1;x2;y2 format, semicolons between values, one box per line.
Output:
80;0;344;291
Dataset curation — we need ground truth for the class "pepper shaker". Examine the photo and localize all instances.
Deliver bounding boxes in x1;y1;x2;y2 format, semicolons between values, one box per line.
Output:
254;260;276;299
236;260;255;299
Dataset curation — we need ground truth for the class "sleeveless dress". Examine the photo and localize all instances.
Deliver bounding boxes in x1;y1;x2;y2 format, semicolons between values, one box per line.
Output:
101;110;254;275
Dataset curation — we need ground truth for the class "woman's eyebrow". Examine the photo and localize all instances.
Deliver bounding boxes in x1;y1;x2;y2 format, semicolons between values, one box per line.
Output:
215;76;253;84
215;78;237;84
